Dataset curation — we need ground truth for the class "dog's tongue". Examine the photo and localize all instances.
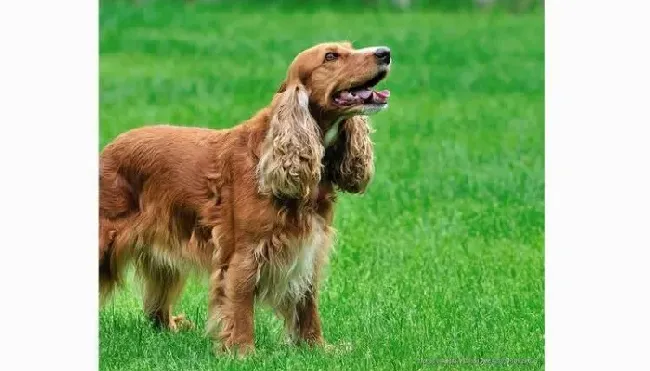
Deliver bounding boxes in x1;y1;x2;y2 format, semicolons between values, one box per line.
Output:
372;90;390;104
375;90;390;98
357;90;372;100
335;91;359;105
339;91;354;100
335;89;391;105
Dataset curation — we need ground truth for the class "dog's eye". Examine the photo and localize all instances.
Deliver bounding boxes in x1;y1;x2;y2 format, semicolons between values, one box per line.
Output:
324;52;339;62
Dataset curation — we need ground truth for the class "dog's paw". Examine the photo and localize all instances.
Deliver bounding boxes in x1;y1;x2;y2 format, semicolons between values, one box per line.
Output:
215;341;255;359
169;314;195;332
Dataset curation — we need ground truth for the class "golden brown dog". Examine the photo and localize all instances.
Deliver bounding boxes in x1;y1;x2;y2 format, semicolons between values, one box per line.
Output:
99;41;391;355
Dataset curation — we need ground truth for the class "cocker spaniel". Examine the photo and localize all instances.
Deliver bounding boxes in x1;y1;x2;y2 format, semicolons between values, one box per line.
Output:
99;41;391;355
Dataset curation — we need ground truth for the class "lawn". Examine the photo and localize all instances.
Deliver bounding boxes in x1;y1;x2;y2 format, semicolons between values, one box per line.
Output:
99;2;544;370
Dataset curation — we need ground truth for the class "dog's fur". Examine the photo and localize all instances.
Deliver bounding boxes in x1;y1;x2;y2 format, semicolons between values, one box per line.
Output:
99;41;391;355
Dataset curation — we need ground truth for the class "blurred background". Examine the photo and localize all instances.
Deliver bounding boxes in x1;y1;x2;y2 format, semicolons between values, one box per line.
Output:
125;0;543;13
100;1;544;370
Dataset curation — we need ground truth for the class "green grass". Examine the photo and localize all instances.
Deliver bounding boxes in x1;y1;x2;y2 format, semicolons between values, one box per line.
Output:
100;2;544;370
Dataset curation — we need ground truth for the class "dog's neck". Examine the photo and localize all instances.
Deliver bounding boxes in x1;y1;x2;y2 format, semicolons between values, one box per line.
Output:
308;103;349;147
308;102;338;131
323;117;345;147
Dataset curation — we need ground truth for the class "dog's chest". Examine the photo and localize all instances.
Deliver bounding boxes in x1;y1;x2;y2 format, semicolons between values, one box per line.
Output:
254;216;328;306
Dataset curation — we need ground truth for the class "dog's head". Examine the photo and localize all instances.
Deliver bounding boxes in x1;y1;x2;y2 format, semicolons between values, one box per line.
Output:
259;42;390;200
277;41;391;121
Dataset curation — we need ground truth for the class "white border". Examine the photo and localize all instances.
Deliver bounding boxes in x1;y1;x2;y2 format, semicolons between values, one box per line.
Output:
546;0;650;370
0;0;98;369
2;0;650;369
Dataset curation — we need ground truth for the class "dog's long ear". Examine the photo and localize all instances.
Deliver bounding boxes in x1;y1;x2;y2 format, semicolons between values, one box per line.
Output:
326;115;375;194
258;84;324;200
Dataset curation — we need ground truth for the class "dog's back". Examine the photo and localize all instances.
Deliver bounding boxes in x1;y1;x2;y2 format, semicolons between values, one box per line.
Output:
98;125;229;300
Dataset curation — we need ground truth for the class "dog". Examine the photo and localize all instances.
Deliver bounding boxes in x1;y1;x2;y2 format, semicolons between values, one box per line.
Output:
99;41;391;355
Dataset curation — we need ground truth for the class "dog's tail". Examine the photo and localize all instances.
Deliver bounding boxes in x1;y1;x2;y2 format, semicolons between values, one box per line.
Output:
99;228;125;304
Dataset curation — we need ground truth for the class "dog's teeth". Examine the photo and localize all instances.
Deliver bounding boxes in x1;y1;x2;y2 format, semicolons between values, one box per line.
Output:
336;88;388;106
339;91;354;100
370;91;388;104
357;90;372;100
375;90;390;98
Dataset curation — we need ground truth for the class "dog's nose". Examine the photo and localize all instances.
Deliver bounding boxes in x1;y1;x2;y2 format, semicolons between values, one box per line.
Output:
374;47;391;65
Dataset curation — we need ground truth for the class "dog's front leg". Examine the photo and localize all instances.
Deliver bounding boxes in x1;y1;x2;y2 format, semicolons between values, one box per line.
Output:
295;291;325;345
207;250;256;357
280;286;325;347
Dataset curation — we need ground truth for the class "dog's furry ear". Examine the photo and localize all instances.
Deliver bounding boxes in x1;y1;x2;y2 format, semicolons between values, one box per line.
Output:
258;84;324;199
326;115;375;194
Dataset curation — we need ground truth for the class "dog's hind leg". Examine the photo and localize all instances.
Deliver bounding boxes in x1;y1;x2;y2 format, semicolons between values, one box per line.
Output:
137;251;194;332
99;165;141;303
99;222;118;303
99;218;135;304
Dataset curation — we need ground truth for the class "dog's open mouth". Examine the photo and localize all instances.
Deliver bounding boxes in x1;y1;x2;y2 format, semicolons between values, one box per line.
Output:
333;71;390;106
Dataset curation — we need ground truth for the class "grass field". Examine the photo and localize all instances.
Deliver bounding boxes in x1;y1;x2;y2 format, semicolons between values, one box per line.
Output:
99;2;544;370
